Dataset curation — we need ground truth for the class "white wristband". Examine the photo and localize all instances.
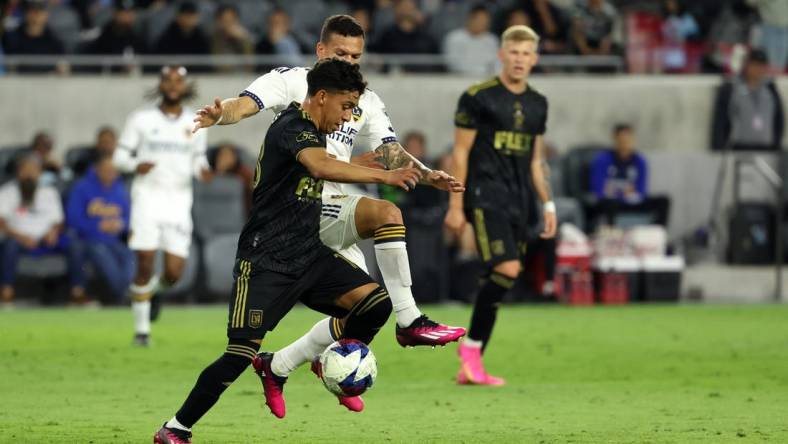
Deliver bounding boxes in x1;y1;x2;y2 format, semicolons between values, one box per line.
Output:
215;114;224;125
543;201;556;213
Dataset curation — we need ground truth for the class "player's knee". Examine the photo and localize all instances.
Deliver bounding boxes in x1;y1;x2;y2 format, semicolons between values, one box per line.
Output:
374;200;403;226
493;261;521;280
343;287;392;344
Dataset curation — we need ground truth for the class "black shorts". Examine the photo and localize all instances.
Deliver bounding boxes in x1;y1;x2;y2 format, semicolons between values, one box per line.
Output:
466;207;528;267
227;246;375;339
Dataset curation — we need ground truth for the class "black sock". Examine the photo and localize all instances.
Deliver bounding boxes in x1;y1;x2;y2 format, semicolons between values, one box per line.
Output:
468;272;514;353
174;339;260;428
343;287;392;344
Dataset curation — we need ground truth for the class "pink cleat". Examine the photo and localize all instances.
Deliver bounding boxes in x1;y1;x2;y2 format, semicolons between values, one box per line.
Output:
252;352;287;419
396;315;466;347
457;343;506;386
153;424;191;443
311;359;364;412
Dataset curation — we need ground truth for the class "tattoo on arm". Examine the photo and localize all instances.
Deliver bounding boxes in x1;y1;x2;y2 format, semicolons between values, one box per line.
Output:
374;142;432;184
537;159;553;201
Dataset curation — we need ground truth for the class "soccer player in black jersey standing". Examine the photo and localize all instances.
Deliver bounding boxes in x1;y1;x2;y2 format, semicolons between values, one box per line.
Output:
444;25;557;386
154;59;422;444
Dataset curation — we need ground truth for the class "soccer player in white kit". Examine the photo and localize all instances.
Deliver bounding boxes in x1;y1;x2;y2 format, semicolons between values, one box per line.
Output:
191;16;466;415
114;66;210;347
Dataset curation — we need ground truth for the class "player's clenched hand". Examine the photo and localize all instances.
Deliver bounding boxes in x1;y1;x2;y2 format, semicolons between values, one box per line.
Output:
199;168;214;182
444;207;467;237
384;163;422;191
426;170;465;193
541;210;557;239
351;151;385;170
136;162;155;175
193;97;223;133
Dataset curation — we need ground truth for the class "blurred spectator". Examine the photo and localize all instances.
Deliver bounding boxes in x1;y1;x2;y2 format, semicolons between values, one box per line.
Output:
30;131;61;184
72;126;118;178
0;155;81;305
86;0;145;56
503;1;568;55
660;0;700;73
373;0;439;72
443;4;499;76
589;124;670;228
255;7;302;69
711;49;785;151
351;7;373;39
211;4;253;73
2;0;67;74
570;0;619;57
208;143;254;214
67;155;133;305
153;1;208;55
749;0;788;72
703;1;759;73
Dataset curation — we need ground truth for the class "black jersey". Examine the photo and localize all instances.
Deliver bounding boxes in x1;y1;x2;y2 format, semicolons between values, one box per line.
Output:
236;102;328;274
454;77;548;220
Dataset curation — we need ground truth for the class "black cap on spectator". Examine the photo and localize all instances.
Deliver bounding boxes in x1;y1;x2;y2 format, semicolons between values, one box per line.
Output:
114;0;135;11
747;49;769;65
22;0;47;11
178;1;199;14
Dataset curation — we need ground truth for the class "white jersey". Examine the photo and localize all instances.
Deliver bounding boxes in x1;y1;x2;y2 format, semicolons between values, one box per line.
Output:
242;66;398;197
114;104;208;213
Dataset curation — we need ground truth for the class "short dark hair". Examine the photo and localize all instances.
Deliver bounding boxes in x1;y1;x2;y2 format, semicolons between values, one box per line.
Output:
613;123;633;135
320;14;365;43
469;3;489;16
306;58;367;97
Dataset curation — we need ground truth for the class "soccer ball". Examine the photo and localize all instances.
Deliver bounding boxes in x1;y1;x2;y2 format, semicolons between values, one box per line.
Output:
318;339;377;397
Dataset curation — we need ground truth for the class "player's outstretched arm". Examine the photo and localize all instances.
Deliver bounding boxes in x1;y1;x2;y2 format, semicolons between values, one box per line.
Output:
531;135;557;239
192;96;260;133
298;148;422;191
444;127;476;237
373;141;464;192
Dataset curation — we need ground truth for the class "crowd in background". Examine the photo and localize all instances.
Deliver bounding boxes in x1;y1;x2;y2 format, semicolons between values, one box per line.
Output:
0;0;787;74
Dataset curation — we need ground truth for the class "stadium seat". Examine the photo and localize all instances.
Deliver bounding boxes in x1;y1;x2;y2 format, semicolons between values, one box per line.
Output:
0;145;30;183
202;233;240;296
561;145;608;201
192;176;245;241
65;145;95;171
18;254;68;279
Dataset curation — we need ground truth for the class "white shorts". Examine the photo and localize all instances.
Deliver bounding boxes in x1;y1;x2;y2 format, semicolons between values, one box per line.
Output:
320;194;368;272
129;203;192;258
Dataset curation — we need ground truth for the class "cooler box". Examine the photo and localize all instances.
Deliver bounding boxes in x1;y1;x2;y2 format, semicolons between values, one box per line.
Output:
640;256;685;302
593;256;641;304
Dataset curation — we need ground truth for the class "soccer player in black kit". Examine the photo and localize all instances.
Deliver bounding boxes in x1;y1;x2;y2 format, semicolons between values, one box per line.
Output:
154;59;423;444
444;25;558;386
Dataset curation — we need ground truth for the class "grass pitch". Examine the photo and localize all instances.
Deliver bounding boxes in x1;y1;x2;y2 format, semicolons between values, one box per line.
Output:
1;304;788;443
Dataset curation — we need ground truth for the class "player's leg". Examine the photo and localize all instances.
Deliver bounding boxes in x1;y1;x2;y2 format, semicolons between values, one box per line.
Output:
457;208;520;386
150;221;191;322
156;260;282;440
352;196;465;346
129;249;156;345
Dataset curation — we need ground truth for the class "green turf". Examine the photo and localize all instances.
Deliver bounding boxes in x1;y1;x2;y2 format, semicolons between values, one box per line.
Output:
2;304;788;443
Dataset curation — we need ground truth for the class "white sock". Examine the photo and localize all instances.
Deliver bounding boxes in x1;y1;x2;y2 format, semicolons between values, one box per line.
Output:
132;300;151;335
463;338;483;348
271;317;334;377
374;240;421;327
130;277;157;335
165;416;191;432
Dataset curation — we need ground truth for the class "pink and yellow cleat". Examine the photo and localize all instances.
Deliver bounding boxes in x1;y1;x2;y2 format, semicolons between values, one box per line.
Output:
457;343;506;386
395;315;466;347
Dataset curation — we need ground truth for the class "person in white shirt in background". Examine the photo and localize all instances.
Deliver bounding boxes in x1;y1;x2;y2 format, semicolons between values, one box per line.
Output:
0;154;83;306
113;65;210;347
192;14;466;416
443;4;500;76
